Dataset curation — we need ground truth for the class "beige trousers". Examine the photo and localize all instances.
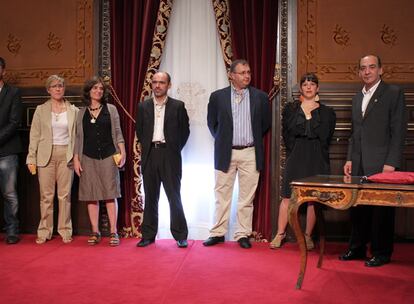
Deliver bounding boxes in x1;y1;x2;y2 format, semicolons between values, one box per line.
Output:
210;147;260;240
37;145;73;239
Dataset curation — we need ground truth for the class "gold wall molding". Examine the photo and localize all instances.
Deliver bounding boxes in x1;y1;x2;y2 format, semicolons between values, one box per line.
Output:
1;0;94;87
298;0;414;83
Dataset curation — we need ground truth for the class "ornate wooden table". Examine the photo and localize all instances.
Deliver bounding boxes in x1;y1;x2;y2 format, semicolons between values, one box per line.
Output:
288;175;414;289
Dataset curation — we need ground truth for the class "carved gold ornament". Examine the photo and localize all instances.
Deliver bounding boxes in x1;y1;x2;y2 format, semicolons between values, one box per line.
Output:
7;34;22;55
333;24;350;47
47;32;63;54
380;24;397;47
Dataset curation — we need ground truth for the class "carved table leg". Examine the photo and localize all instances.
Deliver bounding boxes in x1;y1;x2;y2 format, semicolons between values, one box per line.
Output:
288;192;307;290
315;205;325;268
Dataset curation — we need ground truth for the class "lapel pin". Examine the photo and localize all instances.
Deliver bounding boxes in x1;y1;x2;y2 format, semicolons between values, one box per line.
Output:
374;99;378;102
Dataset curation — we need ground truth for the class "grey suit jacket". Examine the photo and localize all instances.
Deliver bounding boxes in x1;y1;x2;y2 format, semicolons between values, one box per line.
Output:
347;81;407;175
207;85;271;172
27;99;78;166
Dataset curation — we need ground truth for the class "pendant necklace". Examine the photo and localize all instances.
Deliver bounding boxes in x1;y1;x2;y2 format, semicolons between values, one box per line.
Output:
90;113;97;124
88;104;102;124
53;103;66;122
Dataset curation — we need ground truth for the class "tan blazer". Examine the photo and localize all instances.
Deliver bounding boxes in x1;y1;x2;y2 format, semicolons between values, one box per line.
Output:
26;99;78;167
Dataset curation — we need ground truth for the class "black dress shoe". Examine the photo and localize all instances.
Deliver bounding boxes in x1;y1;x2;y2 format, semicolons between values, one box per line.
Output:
365;255;391;267
238;237;252;249
339;249;366;261
203;236;225;246
136;238;155;247
177;240;188;248
5;235;20;245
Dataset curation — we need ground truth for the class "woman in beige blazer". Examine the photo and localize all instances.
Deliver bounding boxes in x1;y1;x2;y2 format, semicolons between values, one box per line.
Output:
26;75;78;244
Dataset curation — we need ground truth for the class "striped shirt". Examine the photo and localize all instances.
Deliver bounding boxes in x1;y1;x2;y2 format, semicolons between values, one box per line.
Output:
231;85;254;146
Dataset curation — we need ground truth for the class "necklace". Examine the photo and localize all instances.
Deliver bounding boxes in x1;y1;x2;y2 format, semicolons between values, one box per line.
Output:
52;102;66;121
89;111;98;124
89;104;103;111
88;104;102;123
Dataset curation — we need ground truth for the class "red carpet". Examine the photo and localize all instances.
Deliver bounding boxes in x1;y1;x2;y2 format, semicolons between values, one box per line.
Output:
1;235;413;304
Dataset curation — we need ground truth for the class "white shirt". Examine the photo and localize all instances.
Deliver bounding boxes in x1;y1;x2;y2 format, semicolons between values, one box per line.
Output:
51;112;69;145
152;96;168;142
361;80;381;116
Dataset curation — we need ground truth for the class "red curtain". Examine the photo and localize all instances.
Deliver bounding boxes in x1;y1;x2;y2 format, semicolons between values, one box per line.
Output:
228;0;278;240
110;0;160;233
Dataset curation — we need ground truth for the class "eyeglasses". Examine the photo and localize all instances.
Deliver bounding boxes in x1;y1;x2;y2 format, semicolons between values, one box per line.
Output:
49;84;64;89
232;71;251;76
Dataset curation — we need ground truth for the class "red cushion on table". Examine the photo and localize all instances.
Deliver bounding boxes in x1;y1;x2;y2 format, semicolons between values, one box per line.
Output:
367;171;414;184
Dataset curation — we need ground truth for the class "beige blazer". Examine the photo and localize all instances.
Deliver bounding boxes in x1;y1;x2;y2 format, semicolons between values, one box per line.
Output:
26;99;78;167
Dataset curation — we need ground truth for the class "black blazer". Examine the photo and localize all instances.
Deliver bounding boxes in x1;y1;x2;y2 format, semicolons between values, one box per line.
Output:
0;83;22;157
347;81;407;175
135;97;190;173
283;102;336;164
207;86;271;172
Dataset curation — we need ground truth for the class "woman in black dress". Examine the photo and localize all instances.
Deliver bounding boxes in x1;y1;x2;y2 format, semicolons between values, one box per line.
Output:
270;73;336;250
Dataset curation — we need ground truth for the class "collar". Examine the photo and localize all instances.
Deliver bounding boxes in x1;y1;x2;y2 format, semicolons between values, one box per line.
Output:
153;96;168;106
231;84;248;95
362;79;381;95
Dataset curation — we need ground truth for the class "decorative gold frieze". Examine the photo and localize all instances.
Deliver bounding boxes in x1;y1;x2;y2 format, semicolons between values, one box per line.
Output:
298;0;414;82
1;0;93;87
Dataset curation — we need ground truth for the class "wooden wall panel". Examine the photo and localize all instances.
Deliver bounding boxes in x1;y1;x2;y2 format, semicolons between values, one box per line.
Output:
0;0;97;236
0;0;94;87
298;0;414;83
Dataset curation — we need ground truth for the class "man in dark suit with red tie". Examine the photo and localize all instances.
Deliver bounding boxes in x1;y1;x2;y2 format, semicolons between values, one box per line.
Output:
340;54;407;266
135;71;190;248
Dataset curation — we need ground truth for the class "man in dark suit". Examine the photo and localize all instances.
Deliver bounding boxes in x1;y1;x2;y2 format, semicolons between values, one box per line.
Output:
0;57;22;244
135;71;190;248
340;54;407;266
203;59;271;249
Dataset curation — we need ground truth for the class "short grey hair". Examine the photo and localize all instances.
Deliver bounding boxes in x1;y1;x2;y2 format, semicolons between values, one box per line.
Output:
45;75;65;89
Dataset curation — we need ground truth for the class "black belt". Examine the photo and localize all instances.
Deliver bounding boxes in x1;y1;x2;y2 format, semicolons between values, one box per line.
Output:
151;141;166;148
232;144;254;150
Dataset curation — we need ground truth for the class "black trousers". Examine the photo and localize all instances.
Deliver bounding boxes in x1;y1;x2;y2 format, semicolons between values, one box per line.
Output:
141;147;188;240
349;164;395;257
